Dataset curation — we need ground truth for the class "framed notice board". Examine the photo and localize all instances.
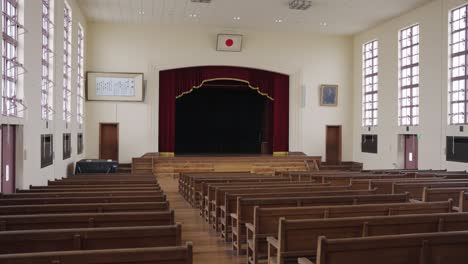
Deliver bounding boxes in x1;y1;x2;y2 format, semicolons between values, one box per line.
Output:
86;72;144;102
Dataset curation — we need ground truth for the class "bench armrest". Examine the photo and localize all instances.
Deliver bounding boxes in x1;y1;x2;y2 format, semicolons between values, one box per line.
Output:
298;257;315;264
245;223;255;232
266;236;279;249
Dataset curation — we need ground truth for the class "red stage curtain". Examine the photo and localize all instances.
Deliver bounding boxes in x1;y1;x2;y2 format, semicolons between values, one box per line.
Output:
159;66;289;154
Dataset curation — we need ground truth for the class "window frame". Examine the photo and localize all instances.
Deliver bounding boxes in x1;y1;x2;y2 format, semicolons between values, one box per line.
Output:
449;4;468;125
41;0;53;120
398;24;420;126
77;23;84;124
2;0;22;117
62;2;72;123
362;40;379;127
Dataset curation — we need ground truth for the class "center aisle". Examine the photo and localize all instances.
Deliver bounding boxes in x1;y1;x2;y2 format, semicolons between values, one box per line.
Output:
158;175;244;264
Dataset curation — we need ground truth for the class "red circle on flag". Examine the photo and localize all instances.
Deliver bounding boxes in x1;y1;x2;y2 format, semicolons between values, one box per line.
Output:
225;39;234;47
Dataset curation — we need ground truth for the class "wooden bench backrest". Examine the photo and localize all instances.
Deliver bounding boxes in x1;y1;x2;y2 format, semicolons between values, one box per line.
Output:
0;201;170;215
17;187;161;193
393;182;468;199
0;191;163;199
318;174;412;185
218;185;351;207
315;231;468;264
0;210;175;231
48;180;156;185
0;195;166;206
278;212;468;256
29;184;159;189
241;193;409;216
205;181;320;200
236;190;385;225
254;201;453;236
351;177;443;192
0;224;181;254
0;242;193;264
422;187;468;203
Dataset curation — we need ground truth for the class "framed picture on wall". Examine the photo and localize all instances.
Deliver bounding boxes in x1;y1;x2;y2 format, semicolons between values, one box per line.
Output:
320;84;338;106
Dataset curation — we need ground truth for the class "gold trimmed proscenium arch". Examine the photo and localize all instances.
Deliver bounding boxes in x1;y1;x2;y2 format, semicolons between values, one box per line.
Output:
175;78;274;101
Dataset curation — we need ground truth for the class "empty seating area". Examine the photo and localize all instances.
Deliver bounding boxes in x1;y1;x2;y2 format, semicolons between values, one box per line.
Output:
178;169;468;264
0;173;193;264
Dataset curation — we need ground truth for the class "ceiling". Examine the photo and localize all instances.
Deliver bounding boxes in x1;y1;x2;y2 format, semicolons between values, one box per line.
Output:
77;0;433;35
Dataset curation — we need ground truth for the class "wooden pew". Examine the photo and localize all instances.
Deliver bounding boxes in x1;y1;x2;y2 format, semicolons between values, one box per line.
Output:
230;190;380;254
246;200;453;264
48;179;157;185
393;181;468;200
225;193;408;249
0;224;181;254
0;195;166;206
0;210;174;231
28;183;159;189
267;212;468;264
18;186;160;193
351;177;445;192
0;242;193;264
297;231;468;264
203;184;333;223
0;190;164;199
189;177;287;206
201;181;318;216
422;187;468;206
0;201;170;215
222;189;374;240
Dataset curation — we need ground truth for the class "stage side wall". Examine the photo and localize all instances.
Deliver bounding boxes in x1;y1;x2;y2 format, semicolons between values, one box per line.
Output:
353;0;468;170
85;24;354;163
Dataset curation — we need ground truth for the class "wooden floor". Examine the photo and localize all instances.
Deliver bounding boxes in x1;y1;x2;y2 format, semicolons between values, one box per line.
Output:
158;175;244;264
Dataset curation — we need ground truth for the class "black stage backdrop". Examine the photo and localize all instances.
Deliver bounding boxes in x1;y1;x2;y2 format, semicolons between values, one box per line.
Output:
175;82;268;154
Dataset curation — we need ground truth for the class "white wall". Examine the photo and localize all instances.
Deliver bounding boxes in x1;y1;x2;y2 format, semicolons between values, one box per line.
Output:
85;24;354;163
1;0;87;189
352;0;468;170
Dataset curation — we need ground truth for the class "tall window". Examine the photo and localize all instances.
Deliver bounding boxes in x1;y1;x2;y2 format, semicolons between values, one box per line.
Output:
41;0;53;120
398;24;420;126
362;40;379;127
77;24;84;124
2;0;22;116
63;3;72;123
449;4;468;125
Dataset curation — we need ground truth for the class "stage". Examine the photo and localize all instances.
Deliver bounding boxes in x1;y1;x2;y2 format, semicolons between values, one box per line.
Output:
132;153;321;177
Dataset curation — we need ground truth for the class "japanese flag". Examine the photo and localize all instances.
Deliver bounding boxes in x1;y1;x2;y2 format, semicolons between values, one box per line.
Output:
217;34;242;52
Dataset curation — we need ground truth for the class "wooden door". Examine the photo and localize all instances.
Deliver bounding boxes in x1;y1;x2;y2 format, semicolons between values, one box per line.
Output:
99;123;118;161
326;126;342;165
404;135;418;169
1;125;15;194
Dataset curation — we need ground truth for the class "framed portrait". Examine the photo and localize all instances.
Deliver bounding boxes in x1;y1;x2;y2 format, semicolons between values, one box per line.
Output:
320;84;338;106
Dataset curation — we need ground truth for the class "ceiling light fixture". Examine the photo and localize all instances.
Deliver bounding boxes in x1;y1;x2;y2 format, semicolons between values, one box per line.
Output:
189;14;198;18
289;0;312;10
138;10;145;15
275;19;283;23
320;22;328;27
233;16;241;20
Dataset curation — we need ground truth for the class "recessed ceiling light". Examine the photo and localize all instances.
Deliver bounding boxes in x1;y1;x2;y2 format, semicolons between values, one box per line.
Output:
320;22;328;27
138;10;145;15
233;16;241;20
275;19;283;23
189;14;198;18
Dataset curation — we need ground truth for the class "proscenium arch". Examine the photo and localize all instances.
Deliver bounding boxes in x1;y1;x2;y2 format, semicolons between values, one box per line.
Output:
158;65;290;155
